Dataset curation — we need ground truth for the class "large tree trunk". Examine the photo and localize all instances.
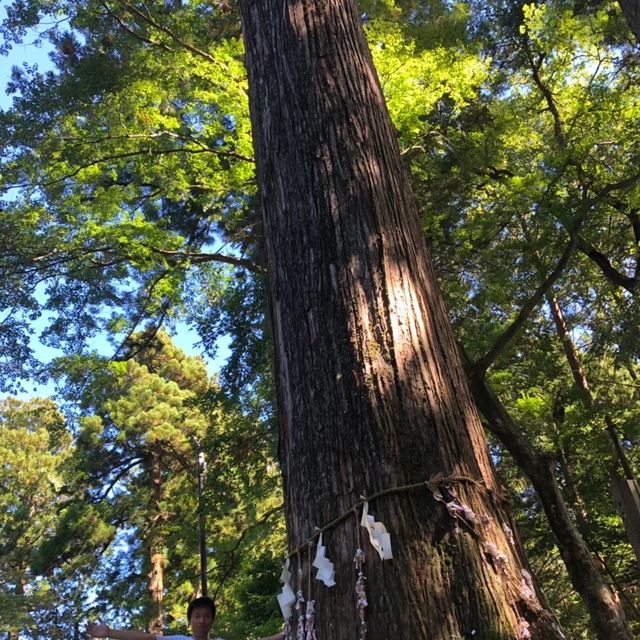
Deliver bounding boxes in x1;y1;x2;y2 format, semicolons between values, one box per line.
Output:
239;1;563;637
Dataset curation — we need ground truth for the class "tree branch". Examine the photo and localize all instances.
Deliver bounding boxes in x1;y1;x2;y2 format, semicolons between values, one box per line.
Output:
576;235;638;294
94;457;144;502
474;237;577;373
4;144;252;193
101;2;173;53
212;503;284;600
151;247;265;273
114;0;245;90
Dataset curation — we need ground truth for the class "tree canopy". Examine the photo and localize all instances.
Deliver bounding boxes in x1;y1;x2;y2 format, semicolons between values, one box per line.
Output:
1;0;640;638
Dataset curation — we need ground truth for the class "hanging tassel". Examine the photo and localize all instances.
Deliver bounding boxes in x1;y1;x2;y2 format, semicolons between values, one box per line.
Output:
518;620;532;639
295;589;306;640
295;559;306;640
282;620;293;640
305;599;317;640
354;547;368;640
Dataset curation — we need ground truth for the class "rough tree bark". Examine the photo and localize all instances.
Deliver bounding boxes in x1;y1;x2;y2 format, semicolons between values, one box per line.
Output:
238;1;564;637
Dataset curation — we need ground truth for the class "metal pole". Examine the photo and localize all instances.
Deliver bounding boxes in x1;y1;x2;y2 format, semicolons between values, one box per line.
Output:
197;450;208;596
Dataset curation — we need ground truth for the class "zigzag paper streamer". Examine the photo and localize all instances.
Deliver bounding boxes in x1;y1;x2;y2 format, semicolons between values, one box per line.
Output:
312;533;336;587
277;558;296;620
360;501;393;560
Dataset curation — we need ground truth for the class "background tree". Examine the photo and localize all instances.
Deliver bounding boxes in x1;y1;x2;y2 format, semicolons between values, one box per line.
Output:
47;331;283;638
0;396;86;640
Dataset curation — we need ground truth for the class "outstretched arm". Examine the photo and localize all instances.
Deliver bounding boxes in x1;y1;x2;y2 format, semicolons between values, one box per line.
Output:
86;622;155;640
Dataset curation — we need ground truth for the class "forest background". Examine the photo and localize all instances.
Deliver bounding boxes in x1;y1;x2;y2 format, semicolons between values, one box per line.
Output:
1;0;640;638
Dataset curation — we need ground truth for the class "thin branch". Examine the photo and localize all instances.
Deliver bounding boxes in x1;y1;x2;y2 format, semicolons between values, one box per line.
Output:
587;169;640;206
117;0;243;86
474;237;577;373
101;2;173;52
212;503;284;600
94;458;144;502
576;236;638;294
524;44;566;149
151;247;265;273
53;130;253;164
109;272;172;363
3;144;251;193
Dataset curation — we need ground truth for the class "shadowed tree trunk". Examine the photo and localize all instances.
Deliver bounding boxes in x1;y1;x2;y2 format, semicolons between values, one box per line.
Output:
619;0;640;42
238;0;564;637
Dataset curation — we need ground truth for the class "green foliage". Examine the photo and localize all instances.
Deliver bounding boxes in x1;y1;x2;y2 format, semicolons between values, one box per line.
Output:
2;0;640;637
0;396;85;638
0;0;256;393
70;332;283;637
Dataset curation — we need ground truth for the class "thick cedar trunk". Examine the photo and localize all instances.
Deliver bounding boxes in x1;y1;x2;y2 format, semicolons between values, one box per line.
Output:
239;1;563;637
463;355;635;640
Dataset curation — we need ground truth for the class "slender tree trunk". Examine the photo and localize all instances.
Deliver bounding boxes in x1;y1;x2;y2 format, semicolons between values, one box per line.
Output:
147;451;164;635
551;417;640;617
463;355;634;640
548;293;637;479
239;1;563;637
547;294;591;400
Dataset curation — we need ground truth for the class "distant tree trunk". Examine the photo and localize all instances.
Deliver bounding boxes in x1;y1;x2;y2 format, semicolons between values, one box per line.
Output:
463;353;634;640
548;293;636;479
619;0;640;42
8;575;24;640
239;1;563;637
147;451;164;634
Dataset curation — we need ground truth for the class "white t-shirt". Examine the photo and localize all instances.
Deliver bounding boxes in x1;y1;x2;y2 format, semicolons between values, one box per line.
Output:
157;636;225;640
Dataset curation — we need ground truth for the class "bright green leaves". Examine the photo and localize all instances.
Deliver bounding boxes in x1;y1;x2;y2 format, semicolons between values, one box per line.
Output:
0;1;256;390
0;397;80;637
369;20;490;140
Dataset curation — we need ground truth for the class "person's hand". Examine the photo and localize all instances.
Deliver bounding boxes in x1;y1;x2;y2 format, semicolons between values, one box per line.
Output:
86;622;110;638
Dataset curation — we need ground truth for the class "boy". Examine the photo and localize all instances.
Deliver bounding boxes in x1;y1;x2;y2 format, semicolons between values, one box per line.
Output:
86;596;282;640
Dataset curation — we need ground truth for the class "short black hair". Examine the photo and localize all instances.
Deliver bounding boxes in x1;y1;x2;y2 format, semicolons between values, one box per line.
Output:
187;596;216;622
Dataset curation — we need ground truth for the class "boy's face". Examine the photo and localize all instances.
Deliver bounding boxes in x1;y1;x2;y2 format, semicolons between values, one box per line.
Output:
189;606;214;638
